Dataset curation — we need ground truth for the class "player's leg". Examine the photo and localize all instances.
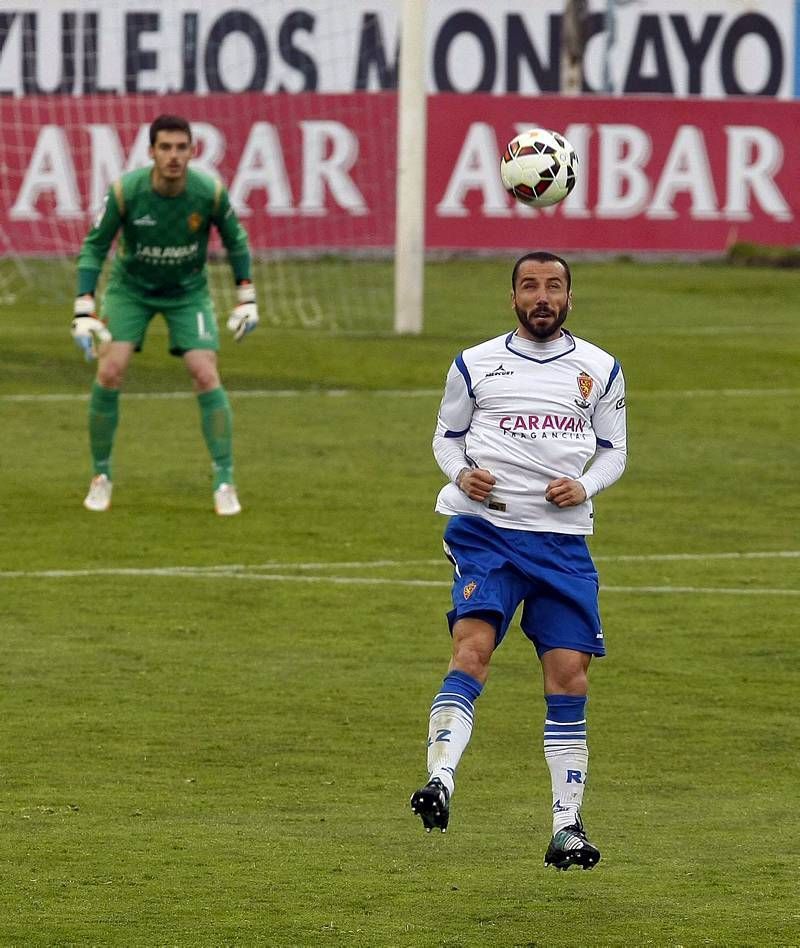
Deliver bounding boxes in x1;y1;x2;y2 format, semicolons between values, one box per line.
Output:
168;297;240;515
412;616;495;831
520;534;604;869
84;283;149;510
541;648;595;838
182;350;239;515
90;340;135;473
539;648;600;870
541;647;591;828
411;516;525;832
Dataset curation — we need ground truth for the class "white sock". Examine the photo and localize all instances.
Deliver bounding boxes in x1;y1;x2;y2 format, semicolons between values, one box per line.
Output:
544;694;589;833
426;670;483;797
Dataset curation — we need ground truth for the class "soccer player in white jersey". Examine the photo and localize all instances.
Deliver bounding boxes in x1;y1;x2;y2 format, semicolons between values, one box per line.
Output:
410;251;627;871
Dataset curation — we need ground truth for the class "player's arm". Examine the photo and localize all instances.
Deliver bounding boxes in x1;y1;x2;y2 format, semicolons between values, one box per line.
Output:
432;358;495;501
213;184;259;341
577;364;628;498
76;185;122;296
71;186;121;359
547;364;627;507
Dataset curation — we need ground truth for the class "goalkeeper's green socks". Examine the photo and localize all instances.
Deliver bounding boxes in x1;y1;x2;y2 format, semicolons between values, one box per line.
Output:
198;387;234;490
88;381;119;478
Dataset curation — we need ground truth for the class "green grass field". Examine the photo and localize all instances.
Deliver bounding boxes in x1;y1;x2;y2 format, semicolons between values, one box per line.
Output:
1;259;799;946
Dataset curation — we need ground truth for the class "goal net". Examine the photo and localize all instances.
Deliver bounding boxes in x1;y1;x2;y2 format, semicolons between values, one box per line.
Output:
0;1;408;333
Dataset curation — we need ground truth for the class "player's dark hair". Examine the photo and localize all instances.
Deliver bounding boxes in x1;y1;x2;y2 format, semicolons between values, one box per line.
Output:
512;251;571;292
149;114;192;145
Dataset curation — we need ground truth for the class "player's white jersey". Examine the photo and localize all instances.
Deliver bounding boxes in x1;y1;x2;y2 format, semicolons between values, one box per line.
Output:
434;330;627;534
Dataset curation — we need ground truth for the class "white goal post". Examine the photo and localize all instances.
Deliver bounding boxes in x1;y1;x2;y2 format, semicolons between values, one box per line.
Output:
393;0;427;335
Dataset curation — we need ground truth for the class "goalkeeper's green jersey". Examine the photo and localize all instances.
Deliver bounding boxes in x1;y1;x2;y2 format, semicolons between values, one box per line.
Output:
77;166;251;298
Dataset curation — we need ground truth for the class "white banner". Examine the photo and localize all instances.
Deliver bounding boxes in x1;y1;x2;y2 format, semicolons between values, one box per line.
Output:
0;1;795;98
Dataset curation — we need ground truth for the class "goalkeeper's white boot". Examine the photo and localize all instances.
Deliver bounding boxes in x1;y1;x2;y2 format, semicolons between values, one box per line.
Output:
83;474;112;512
214;483;241;516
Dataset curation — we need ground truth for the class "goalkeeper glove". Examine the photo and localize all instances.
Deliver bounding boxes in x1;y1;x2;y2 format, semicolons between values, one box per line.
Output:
227;281;259;342
71;296;111;361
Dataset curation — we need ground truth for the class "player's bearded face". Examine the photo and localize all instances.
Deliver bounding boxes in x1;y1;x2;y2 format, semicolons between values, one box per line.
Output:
511;260;571;342
514;300;569;339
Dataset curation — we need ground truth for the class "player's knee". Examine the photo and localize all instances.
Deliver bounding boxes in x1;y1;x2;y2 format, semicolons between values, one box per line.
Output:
97;360;125;388
451;627;494;680
546;665;588;695
451;648;490;682
187;355;220;391
191;366;220;391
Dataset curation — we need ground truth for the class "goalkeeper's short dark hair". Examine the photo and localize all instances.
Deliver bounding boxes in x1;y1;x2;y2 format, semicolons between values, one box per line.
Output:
149;114;192;145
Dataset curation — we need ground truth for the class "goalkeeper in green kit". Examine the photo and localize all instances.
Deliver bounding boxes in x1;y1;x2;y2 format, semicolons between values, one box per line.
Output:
72;114;258;516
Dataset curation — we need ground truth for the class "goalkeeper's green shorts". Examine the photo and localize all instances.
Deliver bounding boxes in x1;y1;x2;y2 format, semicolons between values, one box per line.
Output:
101;284;219;356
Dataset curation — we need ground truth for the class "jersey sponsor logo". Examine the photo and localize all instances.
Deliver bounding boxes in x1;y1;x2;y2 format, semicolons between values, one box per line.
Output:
500;414;586;434
135;242;200;264
485;364;513;377
463;580;477;600
133;213;157;227
187;212;204;232
615;396;626;410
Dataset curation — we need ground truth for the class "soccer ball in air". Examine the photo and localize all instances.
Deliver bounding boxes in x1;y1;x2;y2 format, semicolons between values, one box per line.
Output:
500;128;579;208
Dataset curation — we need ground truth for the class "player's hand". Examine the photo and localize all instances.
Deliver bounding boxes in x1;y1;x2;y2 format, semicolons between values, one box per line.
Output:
71;296;111;361
545;477;587;508
457;467;496;502
227;281;259;341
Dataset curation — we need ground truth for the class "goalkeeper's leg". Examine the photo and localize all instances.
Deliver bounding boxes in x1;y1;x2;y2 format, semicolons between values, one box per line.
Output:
83;342;135;511
89;342;135;473
183;349;239;514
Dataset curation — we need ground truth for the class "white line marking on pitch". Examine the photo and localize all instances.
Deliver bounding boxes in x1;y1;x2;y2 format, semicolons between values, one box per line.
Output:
2;387;799;404
594;550;800;563
0;550;795;579
0;562;797;596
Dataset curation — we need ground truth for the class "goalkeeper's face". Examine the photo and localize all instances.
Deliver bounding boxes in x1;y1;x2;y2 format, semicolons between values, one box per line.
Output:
511;260;572;342
149;130;193;184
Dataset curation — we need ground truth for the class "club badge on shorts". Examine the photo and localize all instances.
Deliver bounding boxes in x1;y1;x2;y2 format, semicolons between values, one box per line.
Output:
463;581;477;600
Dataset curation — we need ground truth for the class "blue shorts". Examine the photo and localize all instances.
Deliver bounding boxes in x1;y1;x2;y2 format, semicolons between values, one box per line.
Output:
442;515;605;657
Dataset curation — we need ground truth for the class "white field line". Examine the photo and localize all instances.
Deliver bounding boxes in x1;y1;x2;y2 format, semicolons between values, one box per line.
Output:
0;568;796;596
2;387;799;404
0;550;796;578
594;550;800;563
0;550;797;595
130;550;800;571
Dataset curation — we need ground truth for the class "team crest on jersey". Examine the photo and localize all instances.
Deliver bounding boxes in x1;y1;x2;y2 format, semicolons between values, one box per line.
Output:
577;372;594;400
187;212;203;232
463;581;478;600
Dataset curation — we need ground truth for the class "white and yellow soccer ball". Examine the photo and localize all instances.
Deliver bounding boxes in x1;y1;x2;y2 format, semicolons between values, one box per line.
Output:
500;128;579;208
